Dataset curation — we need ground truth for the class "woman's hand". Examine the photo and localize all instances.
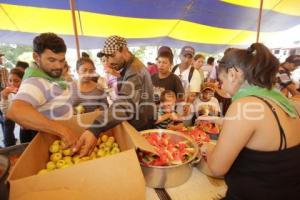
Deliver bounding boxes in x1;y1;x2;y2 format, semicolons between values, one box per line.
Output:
200;142;215;161
97;77;108;90
1;87;16;100
170;112;181;121
196;116;224;125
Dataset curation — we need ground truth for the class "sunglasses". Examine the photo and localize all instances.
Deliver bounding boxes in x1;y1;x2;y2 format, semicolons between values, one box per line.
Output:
217;60;238;72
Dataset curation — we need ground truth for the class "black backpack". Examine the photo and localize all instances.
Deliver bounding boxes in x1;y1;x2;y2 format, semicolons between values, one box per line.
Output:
171;64;194;83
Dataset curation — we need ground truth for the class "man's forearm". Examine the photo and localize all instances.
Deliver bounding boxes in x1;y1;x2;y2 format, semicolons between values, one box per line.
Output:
6;100;65;137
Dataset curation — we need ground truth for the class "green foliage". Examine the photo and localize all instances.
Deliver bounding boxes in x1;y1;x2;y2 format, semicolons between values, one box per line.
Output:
0;44;32;68
131;46;146;61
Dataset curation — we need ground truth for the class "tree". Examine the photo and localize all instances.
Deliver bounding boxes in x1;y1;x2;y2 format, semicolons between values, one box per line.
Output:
131;46;146;61
0;44;32;68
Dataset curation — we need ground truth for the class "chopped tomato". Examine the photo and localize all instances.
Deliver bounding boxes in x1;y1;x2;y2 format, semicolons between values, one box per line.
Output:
138;132;195;166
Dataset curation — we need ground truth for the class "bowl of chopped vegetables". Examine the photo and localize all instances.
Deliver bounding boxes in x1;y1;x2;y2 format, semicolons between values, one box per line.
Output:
138;129;200;188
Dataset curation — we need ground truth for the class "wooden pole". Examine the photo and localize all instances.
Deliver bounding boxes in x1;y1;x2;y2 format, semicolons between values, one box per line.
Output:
256;0;264;43
69;0;80;59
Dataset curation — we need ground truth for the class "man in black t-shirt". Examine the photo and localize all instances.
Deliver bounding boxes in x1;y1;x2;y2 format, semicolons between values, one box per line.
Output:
151;50;184;104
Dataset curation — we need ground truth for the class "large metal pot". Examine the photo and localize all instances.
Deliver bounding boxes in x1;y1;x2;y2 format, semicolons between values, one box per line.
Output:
0;143;29;157
139;129;200;188
0;143;29;200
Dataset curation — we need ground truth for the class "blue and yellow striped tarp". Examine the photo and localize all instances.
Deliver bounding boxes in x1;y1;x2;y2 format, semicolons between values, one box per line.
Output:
0;0;299;53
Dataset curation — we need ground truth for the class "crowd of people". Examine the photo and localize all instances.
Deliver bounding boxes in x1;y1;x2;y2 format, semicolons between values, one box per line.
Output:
0;32;300;199
0;33;226;148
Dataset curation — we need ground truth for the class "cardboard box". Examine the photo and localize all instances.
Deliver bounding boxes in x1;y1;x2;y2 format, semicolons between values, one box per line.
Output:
8;111;153;200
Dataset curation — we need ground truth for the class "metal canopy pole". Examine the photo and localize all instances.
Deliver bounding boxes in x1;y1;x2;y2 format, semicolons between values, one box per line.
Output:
69;0;80;59
256;0;264;43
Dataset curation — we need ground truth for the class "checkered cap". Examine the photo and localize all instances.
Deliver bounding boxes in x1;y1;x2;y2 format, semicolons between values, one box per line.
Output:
97;35;127;57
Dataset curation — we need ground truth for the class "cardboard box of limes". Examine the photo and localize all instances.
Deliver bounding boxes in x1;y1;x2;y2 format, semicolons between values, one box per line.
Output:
8;111;155;200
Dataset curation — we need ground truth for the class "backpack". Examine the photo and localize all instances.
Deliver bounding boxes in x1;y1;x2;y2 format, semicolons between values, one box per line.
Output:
171;64;194;83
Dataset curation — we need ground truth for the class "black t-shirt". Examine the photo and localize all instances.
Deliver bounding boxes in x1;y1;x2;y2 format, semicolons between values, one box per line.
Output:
151;73;184;103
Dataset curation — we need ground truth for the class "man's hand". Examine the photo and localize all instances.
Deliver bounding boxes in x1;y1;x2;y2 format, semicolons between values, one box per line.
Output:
58;125;79;149
73;130;97;157
104;65;121;78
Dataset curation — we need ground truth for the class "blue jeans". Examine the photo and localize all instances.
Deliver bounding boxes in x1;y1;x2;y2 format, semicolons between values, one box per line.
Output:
19;128;37;143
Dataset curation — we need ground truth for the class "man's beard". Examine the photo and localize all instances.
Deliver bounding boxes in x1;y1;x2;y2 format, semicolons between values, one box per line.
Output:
110;63;122;71
110;58;127;71
46;69;63;78
40;63;63;78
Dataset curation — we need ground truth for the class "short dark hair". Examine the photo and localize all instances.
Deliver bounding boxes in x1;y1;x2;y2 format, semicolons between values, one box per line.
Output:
218;43;279;89
147;62;155;65
158;46;173;55
160;90;176;102
157;51;173;64
10;68;24;79
207;57;215;65
76;57;95;71
15;61;29;69
194;54;205;61
81;52;90;58
33;33;66;54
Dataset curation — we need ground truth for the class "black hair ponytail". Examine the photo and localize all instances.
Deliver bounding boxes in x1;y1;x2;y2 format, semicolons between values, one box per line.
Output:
219;43;279;89
245;43;279;89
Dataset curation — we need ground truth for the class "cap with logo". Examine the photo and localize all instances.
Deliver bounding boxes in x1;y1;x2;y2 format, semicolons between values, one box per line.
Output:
97;35;127;57
201;82;216;92
180;46;195;57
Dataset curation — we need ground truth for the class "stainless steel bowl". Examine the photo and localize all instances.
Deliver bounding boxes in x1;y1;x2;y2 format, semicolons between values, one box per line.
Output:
139;129;200;188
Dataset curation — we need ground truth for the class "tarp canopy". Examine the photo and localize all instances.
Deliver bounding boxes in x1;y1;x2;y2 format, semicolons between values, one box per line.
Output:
0;0;300;53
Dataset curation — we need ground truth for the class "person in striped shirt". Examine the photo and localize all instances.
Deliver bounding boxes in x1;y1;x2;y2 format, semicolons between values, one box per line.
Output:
6;33;78;148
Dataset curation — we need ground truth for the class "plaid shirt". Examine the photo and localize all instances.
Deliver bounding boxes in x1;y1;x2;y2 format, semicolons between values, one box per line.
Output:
0;66;8;90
